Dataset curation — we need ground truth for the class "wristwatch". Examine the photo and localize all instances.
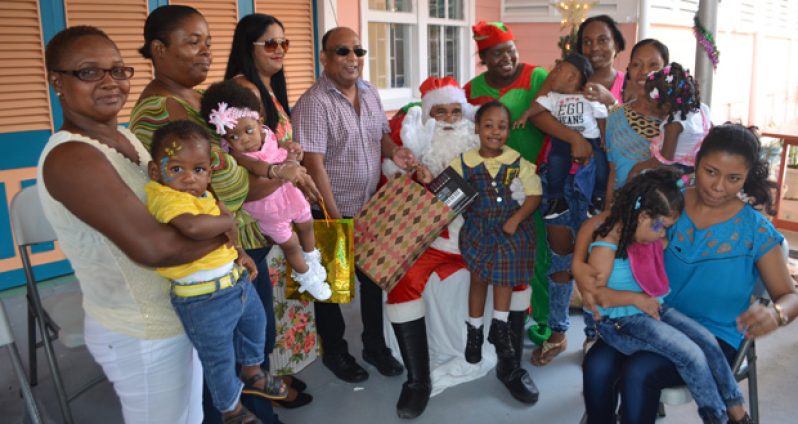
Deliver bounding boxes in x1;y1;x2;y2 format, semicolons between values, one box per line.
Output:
773;303;789;326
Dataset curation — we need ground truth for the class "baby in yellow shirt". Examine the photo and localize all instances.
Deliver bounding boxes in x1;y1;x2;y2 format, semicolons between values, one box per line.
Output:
145;120;286;421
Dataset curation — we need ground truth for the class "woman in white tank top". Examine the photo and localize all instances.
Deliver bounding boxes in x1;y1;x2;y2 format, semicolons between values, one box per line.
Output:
39;26;226;424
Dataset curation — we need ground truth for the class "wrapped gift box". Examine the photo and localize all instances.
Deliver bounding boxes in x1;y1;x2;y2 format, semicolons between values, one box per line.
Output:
355;171;476;291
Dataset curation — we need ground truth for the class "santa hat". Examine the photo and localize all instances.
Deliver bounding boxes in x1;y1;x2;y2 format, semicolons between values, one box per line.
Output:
472;21;514;52
420;76;468;122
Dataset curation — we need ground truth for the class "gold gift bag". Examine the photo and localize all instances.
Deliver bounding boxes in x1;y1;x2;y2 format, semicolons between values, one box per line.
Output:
286;217;355;304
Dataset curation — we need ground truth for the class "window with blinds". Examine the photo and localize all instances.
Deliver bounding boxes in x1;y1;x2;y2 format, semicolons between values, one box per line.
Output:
255;0;316;106
63;0;150;123
0;0;52;133
651;0;798;34
172;0;239;89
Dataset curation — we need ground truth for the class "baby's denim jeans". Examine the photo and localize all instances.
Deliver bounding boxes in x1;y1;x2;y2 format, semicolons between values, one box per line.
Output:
546;136;608;201
171;271;266;413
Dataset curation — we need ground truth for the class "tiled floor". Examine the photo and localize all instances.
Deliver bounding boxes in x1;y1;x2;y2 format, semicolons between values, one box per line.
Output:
2;271;798;423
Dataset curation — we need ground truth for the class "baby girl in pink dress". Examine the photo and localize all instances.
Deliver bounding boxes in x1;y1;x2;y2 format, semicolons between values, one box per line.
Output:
203;80;331;300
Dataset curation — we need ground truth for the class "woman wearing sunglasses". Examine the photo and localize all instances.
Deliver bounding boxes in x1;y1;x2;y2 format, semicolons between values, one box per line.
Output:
39;26;219;423
224;13;315;410
129;5;296;424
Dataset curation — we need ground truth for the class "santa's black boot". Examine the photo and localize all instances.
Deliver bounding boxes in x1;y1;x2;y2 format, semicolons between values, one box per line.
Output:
392;318;432;419
496;313;540;405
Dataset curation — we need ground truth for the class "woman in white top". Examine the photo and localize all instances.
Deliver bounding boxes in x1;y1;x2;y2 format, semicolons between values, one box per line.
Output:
38;26;225;424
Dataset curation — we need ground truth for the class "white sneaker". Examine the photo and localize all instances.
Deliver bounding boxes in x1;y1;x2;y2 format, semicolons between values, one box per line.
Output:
302;249;327;281
292;268;332;301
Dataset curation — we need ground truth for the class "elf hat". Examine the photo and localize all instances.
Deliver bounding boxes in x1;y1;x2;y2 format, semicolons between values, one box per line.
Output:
472;21;514;52
419;76;467;122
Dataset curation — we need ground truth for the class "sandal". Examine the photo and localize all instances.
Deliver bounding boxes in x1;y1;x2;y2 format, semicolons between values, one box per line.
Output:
223;404;261;424
530;337;568;366
241;371;289;400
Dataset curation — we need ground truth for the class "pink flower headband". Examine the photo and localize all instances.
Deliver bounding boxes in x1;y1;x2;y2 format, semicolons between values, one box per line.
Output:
208;102;260;136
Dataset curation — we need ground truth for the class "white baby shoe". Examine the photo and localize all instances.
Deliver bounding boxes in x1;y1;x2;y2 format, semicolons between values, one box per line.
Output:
302;249;328;282
292;268;332;301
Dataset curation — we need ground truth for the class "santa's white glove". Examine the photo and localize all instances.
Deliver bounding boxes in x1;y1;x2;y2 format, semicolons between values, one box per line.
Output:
510;177;526;205
400;106;435;157
382;158;405;178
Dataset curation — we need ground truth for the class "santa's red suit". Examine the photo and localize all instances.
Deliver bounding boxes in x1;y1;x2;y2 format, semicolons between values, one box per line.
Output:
382;77;482;316
381;77;534;419
383;103;531;321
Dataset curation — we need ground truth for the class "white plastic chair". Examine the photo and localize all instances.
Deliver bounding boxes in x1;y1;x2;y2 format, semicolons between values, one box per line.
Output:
10;185;100;424
658;333;759;422
0;300;42;423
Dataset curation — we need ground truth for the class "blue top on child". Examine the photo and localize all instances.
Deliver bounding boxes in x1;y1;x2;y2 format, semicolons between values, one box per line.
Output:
590;240;669;319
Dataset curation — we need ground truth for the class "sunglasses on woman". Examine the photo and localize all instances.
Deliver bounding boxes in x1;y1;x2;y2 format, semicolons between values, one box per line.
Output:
53;66;135;82
331;47;367;57
253;38;290;53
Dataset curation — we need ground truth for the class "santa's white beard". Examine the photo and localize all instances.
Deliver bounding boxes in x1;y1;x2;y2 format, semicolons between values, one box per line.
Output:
421;119;479;177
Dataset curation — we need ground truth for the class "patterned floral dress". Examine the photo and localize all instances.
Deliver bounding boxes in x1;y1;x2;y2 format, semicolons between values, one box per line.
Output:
264;92;319;374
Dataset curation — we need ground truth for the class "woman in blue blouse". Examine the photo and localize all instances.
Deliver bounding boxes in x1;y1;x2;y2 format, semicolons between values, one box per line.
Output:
573;124;798;423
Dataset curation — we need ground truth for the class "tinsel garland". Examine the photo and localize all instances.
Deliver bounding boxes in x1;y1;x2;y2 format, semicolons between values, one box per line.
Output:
693;14;719;70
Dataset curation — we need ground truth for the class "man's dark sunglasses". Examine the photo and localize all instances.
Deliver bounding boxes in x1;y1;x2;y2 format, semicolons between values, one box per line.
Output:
332;47;367;57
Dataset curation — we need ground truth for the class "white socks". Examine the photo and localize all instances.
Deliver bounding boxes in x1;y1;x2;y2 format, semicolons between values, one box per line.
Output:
467;316;483;327
469;310;509;326
492;310;509;322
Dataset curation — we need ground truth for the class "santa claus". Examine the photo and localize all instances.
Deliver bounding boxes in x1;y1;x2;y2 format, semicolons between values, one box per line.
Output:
382;76;537;420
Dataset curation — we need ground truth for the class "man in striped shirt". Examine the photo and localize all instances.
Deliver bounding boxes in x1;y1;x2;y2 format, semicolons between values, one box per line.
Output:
294;27;418;384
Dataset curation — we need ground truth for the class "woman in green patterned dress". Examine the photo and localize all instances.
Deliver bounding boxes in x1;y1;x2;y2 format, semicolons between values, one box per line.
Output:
129;6;313;423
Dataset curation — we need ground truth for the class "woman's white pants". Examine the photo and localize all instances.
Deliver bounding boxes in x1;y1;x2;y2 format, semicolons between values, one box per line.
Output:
84;315;203;423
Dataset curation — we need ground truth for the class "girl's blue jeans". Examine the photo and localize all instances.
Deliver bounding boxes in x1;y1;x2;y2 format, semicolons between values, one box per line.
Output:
172;271;266;413
597;306;744;423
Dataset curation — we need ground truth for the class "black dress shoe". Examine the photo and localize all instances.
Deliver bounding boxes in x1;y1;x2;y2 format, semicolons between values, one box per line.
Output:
273;391;313;409
286;375;307;392
498;364;540;405
322;352;369;383
362;348;404;376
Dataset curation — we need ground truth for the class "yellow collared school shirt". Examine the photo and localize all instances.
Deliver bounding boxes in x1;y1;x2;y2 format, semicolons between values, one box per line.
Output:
450;146;542;196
